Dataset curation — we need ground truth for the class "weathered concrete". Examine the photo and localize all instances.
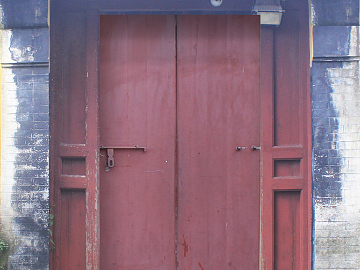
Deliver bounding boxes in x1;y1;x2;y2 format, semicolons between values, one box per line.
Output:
312;0;359;26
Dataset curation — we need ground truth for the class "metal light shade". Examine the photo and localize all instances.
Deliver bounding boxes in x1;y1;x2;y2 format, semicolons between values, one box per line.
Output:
253;3;284;26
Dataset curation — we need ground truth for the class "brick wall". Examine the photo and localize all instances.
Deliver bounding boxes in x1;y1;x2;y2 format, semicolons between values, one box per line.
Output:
311;1;360;269
0;0;49;269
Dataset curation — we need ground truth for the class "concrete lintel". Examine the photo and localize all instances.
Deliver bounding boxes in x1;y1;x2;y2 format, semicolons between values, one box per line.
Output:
313;26;359;58
1;28;49;64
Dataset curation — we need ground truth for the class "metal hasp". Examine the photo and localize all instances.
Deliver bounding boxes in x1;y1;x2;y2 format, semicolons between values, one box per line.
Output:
100;145;146;151
106;148;115;168
100;146;146;170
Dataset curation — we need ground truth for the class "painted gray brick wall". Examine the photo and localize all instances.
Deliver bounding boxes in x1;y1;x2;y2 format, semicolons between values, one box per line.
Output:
2;65;49;269
312;59;360;269
0;0;49;269
312;1;360;269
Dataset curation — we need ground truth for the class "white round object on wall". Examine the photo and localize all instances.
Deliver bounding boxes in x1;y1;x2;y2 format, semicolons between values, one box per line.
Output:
211;0;223;7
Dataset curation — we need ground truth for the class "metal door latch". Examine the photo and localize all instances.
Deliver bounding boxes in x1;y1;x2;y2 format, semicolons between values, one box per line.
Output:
106;148;115;167
103;148;115;172
101;146;146;171
251;145;261;150
235;146;247;151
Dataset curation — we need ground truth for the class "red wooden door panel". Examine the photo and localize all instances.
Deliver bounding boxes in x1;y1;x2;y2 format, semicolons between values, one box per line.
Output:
51;1;311;269
176;16;260;269
260;8;311;269
100;15;260;269
100;16;177;269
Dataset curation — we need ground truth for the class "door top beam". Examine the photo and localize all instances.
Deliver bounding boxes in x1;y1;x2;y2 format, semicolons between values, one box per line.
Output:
52;0;255;14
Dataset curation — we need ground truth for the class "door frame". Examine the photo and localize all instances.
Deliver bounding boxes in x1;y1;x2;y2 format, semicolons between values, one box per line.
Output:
49;1;311;269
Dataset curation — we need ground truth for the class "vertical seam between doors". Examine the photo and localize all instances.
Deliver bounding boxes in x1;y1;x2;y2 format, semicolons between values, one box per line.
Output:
174;14;179;270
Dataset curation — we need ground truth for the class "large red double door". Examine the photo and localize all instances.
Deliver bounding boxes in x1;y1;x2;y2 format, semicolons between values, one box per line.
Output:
100;15;260;269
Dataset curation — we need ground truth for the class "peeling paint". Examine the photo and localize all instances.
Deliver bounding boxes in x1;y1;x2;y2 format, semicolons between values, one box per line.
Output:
0;21;49;269
1;70;18;236
182;235;189;258
313;24;360;269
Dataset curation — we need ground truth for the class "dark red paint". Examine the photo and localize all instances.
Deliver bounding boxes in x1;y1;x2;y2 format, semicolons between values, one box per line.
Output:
100;15;260;269
176;15;260;269
100;15;177;269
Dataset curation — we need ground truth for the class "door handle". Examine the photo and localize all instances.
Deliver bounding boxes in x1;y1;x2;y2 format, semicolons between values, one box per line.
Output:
100;146;146;171
235;145;261;151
